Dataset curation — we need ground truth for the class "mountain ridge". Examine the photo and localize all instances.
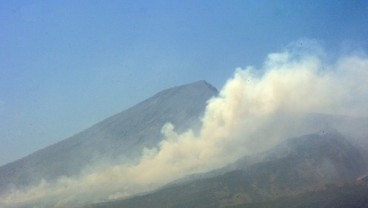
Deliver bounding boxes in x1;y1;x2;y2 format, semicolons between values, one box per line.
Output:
0;80;218;193
86;130;368;208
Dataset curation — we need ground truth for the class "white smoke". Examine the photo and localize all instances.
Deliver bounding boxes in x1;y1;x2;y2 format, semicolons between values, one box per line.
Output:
1;43;368;207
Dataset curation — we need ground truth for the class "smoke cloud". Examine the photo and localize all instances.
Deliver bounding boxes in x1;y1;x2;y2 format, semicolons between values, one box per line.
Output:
1;43;368;207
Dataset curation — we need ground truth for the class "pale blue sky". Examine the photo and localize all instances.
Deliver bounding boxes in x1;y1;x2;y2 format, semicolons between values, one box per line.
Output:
1;0;367;165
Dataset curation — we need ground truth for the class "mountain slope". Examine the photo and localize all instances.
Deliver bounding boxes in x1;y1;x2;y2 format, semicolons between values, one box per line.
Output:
229;184;368;208
87;130;368;208
0;80;217;192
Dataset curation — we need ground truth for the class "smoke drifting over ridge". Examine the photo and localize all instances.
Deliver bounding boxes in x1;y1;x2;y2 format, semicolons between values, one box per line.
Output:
1;44;368;207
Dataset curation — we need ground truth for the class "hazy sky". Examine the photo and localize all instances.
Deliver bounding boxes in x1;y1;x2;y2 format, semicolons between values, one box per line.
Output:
1;0;367;166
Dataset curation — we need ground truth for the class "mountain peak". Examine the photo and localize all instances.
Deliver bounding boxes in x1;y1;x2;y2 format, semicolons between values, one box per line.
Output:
188;80;217;89
0;81;218;192
155;80;218;97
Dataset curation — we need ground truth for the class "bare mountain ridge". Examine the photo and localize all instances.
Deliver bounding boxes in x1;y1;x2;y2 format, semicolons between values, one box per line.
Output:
87;130;368;208
0;80;218;192
3;80;368;208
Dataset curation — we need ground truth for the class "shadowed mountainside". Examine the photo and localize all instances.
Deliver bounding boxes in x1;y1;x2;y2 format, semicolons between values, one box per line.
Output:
86;130;368;208
231;184;368;208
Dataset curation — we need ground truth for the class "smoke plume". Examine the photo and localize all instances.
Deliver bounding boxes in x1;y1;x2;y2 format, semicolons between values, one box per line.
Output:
1;43;368;207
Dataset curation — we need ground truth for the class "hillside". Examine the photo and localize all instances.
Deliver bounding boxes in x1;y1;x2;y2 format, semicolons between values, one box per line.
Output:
0;80;218;193
86;130;368;208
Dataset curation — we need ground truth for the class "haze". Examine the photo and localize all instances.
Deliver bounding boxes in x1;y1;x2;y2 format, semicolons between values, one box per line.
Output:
1;41;368;207
1;1;368;166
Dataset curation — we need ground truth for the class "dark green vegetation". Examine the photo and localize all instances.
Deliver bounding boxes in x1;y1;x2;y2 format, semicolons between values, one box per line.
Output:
85;130;368;208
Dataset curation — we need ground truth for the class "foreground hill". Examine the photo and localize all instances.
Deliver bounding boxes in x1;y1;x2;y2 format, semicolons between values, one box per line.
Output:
232;184;368;208
0;80;217;192
86;130;368;208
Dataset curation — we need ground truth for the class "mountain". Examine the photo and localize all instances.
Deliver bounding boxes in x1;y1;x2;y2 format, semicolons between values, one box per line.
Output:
231;184;368;208
0;80;218;193
304;114;368;151
86;130;368;208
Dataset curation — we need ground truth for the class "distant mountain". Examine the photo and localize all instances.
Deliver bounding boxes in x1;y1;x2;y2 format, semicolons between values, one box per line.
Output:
87;130;368;208
303;114;368;151
0;80;218;192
